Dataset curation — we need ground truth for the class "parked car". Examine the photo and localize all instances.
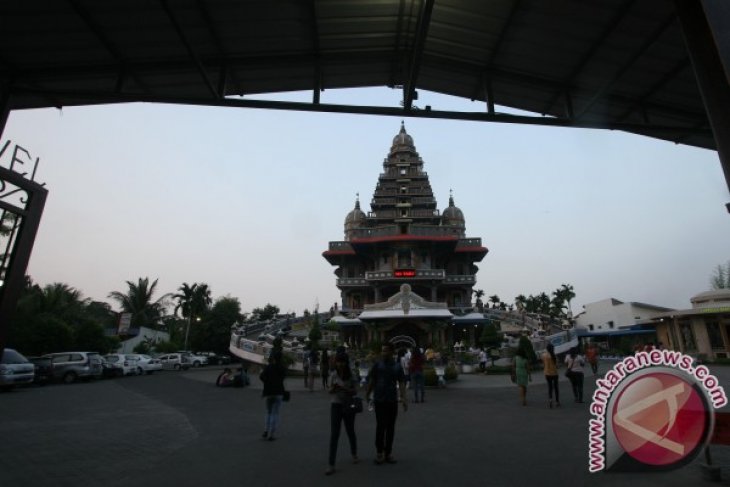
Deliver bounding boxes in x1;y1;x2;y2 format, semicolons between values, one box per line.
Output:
43;351;104;383
99;356;124;378
27;356;53;385
198;352;231;365
104;354;140;376
124;354;162;375
0;348;35;390
157;353;190;370
176;351;208;367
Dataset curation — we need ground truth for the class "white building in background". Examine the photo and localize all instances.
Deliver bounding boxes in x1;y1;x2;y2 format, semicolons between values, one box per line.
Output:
574;298;675;332
117;326;170;354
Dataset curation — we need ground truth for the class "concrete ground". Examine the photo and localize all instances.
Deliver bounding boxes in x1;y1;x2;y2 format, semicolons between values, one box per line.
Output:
1;362;729;487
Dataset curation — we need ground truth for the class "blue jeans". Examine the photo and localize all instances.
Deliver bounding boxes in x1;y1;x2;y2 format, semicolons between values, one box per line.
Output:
265;395;283;435
411;371;425;402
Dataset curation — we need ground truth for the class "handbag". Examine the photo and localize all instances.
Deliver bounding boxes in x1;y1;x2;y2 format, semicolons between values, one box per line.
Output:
282;390;291;402
349;396;363;414
565;359;574;378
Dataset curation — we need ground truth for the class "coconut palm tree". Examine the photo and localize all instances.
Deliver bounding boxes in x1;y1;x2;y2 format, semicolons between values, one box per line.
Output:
473;289;485;311
559;283;576;316
108;277;170;328
710;262;730;289
488;294;501;309
173;282;213;349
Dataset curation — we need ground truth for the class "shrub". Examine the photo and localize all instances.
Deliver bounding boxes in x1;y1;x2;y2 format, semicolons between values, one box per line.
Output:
424;367;438;386
485;365;512;375
445;364;459;381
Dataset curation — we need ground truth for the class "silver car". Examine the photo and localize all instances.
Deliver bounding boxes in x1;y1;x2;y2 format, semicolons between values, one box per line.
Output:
124;354;162;375
0;348;35;390
43;352;104;383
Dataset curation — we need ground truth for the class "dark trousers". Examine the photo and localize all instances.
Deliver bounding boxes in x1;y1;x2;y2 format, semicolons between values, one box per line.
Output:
329;403;357;466
374;401;398;456
569;372;584;402
545;374;559;403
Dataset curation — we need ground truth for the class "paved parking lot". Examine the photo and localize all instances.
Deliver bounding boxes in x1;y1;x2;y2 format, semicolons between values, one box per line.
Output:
1;364;729;487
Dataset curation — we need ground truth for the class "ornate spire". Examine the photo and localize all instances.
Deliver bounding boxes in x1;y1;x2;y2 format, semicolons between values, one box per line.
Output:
355;192;360;210
449;188;455;206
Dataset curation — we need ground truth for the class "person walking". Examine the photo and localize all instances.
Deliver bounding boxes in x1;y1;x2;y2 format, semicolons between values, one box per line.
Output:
303;348;310;388
511;348;531;406
366;343;407;465
321;348;330;389
260;352;287;441
410;347;425;403
325;352;359;476
585;344;599;375
307;348;319;392
565;347;586;403
541;343;560;408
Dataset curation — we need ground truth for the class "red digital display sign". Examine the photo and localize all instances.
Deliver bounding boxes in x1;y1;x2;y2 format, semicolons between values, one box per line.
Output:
394;269;416;278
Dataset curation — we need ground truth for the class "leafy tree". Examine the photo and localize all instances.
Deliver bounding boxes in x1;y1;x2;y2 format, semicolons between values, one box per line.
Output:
9;314;73;356
153;340;179;353
190;295;243;353
250;303;280;322
308;309;322;345
479;323;502;350
73;321;117;353
108;277;170;328
85;301;117;331
133;341;151;354
710;261;730;289
9;282;87;355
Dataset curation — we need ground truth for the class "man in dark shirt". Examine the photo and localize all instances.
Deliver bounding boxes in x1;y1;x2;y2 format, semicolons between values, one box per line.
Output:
366;343;408;464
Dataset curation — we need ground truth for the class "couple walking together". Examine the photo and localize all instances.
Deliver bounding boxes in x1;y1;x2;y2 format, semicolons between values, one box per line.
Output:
326;343;408;475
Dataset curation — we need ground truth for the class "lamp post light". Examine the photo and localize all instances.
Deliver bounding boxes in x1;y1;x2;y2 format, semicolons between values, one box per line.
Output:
184;315;201;350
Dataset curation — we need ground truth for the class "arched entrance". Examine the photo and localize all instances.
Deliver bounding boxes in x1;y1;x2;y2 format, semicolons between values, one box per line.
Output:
389;335;417;348
386;322;426;347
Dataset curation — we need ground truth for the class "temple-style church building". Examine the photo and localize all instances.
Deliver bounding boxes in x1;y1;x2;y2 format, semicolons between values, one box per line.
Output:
323;124;488;346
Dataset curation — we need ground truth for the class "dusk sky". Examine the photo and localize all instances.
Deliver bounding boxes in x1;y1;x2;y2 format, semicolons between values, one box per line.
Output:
2;87;729;317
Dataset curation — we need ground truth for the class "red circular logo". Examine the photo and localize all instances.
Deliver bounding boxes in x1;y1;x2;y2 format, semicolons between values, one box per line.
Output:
611;372;710;467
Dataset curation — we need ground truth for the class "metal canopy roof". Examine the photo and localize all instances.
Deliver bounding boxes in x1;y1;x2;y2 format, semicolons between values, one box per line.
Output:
0;0;716;150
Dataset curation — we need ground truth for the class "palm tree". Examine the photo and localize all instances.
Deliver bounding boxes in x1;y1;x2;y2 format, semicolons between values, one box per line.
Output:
473;289;485;311
536;292;551;315
488;294;501;309
514;294;526;311
108;277;170;328
173;282;197;319
173;282;213;350
558;283;575;317
710;262;730;289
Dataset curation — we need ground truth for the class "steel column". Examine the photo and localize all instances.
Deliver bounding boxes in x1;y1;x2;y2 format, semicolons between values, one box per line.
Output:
0;167;48;357
675;0;730;211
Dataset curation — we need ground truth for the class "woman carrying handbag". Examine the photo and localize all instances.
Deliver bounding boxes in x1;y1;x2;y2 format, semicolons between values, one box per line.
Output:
565;347;585;403
325;352;359;475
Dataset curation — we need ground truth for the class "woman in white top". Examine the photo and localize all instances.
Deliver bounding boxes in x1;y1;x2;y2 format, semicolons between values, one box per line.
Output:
325;353;359;475
565;347;585;403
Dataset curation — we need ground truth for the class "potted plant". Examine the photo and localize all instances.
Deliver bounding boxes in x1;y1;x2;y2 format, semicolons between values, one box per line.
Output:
459;352;477;373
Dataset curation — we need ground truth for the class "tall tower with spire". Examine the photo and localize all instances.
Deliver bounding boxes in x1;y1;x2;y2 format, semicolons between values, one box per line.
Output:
323;124;487;346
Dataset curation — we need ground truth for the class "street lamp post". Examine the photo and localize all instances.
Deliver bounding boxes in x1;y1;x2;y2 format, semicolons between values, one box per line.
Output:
184;315;200;350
